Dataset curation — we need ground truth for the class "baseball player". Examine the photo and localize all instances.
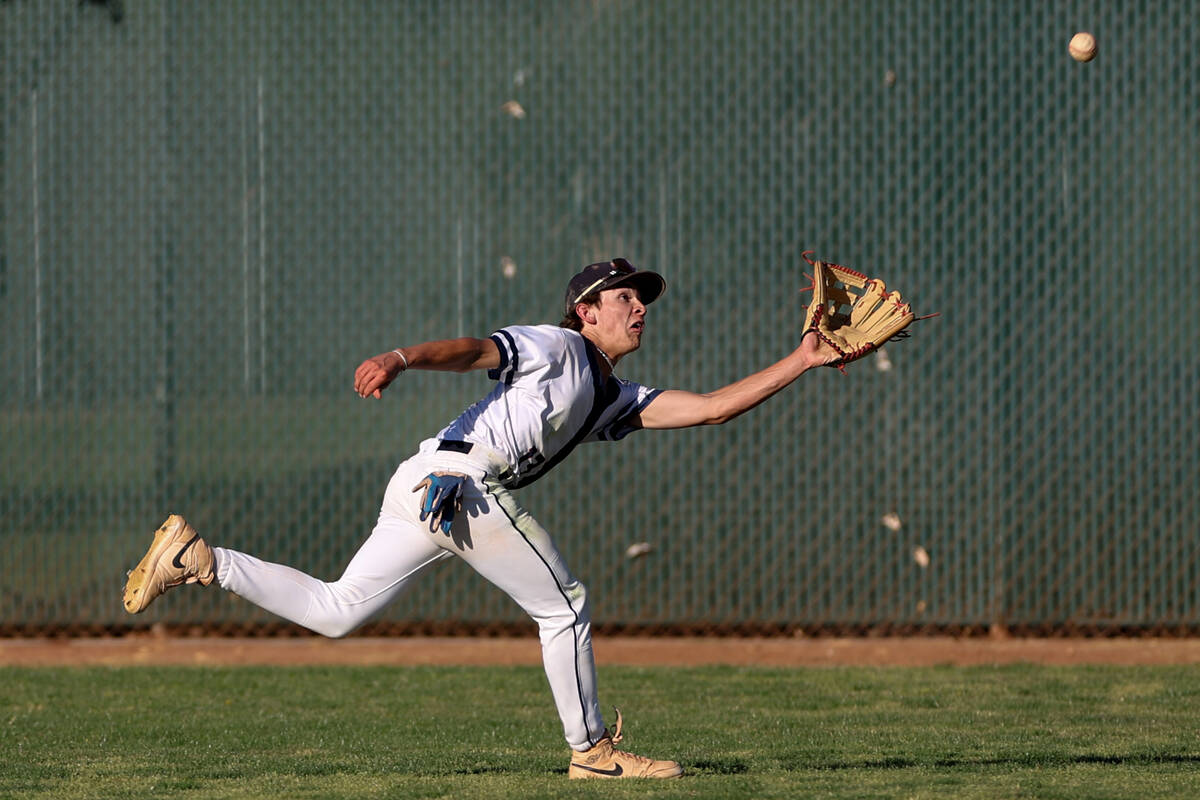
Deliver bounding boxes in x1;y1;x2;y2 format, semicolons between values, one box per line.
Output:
124;257;844;779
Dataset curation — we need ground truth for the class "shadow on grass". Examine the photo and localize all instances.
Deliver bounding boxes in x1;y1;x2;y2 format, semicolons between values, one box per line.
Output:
541;760;749;777
689;759;750;774
452;765;514;775
807;753;1200;771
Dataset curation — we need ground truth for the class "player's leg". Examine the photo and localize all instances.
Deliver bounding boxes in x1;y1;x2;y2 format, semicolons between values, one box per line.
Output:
124;451;456;633
345;447;605;747
213;511;449;638
123;470;450;635
452;479;680;777
455;483;603;748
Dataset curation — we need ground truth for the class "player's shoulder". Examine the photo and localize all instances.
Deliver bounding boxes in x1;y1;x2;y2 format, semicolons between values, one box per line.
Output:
489;324;583;371
613;374;656;397
493;323;579;352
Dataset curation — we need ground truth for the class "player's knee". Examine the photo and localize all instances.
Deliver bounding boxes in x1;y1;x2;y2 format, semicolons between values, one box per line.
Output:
303;580;383;638
304;616;357;639
304;599;367;639
574;581;592;621
328;622;359;639
535;579;591;634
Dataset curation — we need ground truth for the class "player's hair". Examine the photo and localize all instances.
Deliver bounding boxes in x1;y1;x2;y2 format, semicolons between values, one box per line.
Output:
558;290;602;331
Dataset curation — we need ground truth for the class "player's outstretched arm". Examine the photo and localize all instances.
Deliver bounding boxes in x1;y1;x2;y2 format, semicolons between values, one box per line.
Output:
354;336;501;399
636;331;839;429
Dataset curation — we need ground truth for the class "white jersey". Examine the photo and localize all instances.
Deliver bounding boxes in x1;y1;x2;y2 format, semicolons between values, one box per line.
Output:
432;324;661;489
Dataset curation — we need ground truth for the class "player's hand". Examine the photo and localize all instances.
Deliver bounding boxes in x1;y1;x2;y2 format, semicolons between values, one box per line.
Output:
354;350;407;399
798;329;841;369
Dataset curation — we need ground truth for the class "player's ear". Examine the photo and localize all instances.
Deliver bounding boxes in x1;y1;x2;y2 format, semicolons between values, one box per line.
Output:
576;302;598;326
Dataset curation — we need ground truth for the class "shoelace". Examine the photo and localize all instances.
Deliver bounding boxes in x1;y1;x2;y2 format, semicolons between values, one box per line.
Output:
606;709;658;769
609;708;625;744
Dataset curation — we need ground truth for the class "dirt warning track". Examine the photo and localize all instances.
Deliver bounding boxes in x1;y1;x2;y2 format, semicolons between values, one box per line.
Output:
5;636;1200;667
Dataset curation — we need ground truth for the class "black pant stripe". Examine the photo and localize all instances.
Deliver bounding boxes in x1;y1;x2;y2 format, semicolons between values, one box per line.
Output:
484;485;596;748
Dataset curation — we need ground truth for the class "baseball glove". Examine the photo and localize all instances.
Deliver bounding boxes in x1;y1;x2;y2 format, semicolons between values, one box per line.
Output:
801;251;919;369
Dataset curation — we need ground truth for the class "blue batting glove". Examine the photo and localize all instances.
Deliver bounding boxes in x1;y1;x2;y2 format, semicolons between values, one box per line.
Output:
412;471;469;535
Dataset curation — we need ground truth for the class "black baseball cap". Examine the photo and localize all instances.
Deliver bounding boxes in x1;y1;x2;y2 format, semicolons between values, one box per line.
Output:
564;258;666;312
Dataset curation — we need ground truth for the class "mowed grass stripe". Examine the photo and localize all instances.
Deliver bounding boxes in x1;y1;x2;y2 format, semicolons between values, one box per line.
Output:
2;664;1199;799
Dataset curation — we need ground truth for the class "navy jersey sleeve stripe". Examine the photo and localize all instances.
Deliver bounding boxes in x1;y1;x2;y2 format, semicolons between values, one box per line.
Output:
635;388;663;411
487;330;519;384
600;388;662;441
499;329;518;384
593;398;638;441
486;333;509;380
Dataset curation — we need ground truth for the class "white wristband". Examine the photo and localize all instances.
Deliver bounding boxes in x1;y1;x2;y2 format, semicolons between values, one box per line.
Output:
392;349;409;371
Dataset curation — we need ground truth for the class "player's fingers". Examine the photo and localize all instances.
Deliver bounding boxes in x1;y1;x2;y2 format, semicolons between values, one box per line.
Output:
354;367;374;396
359;371;385;398
353;360;376;389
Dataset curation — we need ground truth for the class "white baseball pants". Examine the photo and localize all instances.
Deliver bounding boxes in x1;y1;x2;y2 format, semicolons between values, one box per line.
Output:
212;441;606;751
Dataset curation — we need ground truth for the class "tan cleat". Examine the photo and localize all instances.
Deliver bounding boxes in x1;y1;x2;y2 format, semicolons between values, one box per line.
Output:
122;515;215;614
568;709;683;779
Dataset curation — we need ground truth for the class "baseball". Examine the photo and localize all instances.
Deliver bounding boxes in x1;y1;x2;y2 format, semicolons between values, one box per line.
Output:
1069;32;1097;62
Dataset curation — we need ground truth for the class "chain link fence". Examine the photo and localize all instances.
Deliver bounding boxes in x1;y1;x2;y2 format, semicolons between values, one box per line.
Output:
2;0;1197;636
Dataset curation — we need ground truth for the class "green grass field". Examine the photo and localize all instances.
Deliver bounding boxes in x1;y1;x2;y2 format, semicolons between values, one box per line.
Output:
3;664;1199;799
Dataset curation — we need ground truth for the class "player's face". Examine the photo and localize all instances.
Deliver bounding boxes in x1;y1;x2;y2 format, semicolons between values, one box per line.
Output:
592;285;647;357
